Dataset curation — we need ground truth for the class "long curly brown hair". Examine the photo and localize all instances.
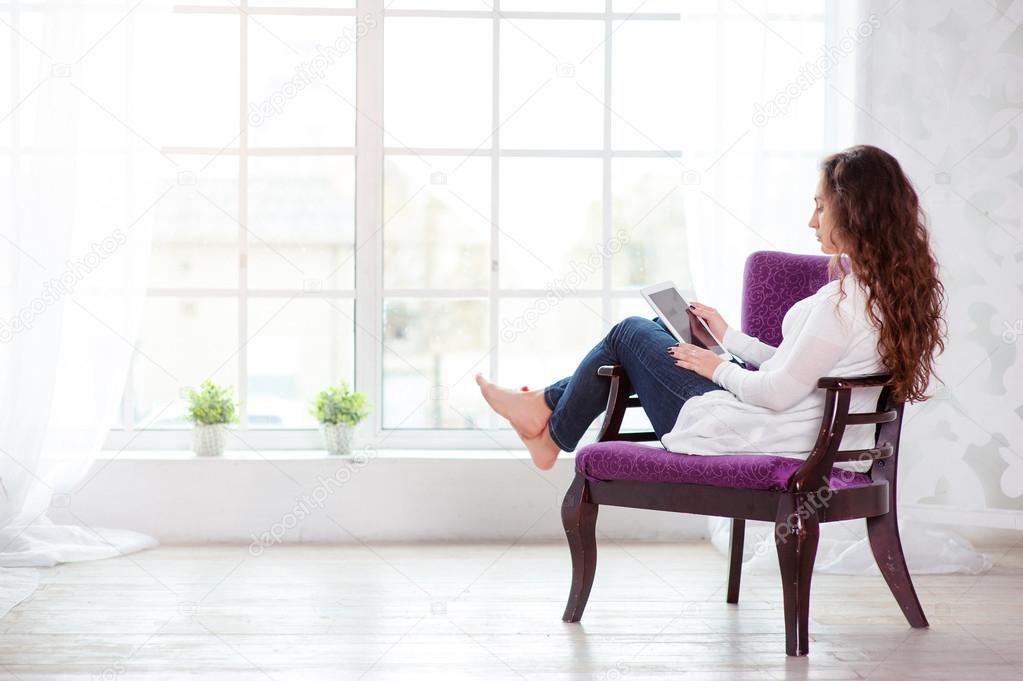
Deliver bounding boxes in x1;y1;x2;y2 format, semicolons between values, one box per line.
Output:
820;145;946;403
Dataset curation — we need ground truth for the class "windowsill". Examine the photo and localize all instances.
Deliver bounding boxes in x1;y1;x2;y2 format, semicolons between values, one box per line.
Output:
93;448;570;461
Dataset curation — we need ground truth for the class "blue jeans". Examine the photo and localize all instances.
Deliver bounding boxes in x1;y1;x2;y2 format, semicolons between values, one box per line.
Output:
543;316;722;452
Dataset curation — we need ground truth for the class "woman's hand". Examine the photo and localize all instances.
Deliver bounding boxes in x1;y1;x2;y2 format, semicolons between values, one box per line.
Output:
687;301;728;339
669;343;725;380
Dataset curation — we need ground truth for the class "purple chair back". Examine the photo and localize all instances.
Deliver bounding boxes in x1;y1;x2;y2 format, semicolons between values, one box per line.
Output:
741;251;831;348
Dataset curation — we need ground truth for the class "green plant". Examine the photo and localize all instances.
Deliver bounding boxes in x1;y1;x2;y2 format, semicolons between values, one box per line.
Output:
312;381;370;427
186;380;239;426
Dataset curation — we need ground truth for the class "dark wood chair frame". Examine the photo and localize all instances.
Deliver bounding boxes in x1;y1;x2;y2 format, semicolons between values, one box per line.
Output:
561;365;929;656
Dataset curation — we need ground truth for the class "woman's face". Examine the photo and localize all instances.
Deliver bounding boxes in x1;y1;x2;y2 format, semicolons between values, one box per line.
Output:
809;176;843;254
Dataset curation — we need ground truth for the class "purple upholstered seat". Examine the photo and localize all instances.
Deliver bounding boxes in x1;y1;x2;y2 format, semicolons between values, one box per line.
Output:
575;441;871;491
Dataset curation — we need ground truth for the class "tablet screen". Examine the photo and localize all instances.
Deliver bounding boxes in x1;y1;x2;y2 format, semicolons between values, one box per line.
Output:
647;288;692;344
648;287;725;354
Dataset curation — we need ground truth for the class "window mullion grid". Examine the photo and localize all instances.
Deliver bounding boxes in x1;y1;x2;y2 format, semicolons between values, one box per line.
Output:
171;5;683;20
103;4;830;449
713;2;724;249
355;0;386;444
601;0;613;329
488;1;501;431
9;0;17;291
382;148;679;158
123;10;138;432
238;0;250;434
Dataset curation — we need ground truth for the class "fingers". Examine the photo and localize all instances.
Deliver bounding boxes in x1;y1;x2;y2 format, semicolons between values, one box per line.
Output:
671;345;702;373
669;343;700;372
667;344;696;364
688;302;711;318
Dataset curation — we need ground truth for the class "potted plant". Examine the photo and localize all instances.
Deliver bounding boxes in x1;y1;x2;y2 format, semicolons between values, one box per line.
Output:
312;381;370;456
186;379;239;457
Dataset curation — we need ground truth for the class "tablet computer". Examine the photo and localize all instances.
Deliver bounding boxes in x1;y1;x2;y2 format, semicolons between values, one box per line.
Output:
640;281;732;358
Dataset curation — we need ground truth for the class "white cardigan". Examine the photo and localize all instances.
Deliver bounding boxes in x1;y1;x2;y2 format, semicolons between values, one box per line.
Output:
660;275;885;472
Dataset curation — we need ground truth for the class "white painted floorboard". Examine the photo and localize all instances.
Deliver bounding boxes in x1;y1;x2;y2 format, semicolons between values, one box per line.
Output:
1;540;1020;680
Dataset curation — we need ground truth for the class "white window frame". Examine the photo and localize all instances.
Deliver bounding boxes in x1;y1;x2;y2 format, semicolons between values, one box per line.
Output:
102;0;838;451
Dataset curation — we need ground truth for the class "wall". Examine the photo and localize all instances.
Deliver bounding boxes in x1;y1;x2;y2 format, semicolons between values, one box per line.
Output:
856;0;1023;526
53;452;710;545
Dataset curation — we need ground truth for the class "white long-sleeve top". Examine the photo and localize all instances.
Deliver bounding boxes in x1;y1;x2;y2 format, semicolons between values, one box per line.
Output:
660;274;885;472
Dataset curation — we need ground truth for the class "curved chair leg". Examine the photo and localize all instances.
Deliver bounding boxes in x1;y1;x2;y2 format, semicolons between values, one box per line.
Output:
867;513;929;628
796;513;819;656
726;518;745;604
561;473;599;623
775;497;820;656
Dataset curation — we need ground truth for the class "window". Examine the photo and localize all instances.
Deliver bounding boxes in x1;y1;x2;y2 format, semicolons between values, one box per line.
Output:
105;0;840;450
115;2;361;448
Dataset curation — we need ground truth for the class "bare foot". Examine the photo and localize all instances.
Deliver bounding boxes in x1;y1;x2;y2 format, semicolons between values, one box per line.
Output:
520;425;561;470
475;373;551;439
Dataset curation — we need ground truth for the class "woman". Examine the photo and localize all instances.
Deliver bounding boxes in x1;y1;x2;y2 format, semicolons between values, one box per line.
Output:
477;145;946;471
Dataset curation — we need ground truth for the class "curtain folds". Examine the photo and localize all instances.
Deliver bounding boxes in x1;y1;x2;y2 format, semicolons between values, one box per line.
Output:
0;1;170;595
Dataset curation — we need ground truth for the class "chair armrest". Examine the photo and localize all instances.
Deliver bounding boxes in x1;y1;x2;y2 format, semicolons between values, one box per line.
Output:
594;365;657;442
816;373;892;389
791;373;899;492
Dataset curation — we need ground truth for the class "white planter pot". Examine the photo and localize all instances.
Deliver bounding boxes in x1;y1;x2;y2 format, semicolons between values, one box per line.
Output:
192;423;227;457
321;423;354;456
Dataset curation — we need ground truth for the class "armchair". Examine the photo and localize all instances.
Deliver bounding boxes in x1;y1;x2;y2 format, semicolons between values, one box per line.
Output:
560;250;928;656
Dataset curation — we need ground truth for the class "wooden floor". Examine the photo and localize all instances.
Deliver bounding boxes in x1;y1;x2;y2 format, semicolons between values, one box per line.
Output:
0;539;1020;680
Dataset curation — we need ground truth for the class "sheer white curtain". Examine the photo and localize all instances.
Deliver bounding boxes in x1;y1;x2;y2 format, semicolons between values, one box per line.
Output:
681;1;991;574
0;0;171;610
678;1;858;316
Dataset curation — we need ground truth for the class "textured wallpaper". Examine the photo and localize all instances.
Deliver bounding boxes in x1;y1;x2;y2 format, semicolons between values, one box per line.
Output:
855;0;1023;520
